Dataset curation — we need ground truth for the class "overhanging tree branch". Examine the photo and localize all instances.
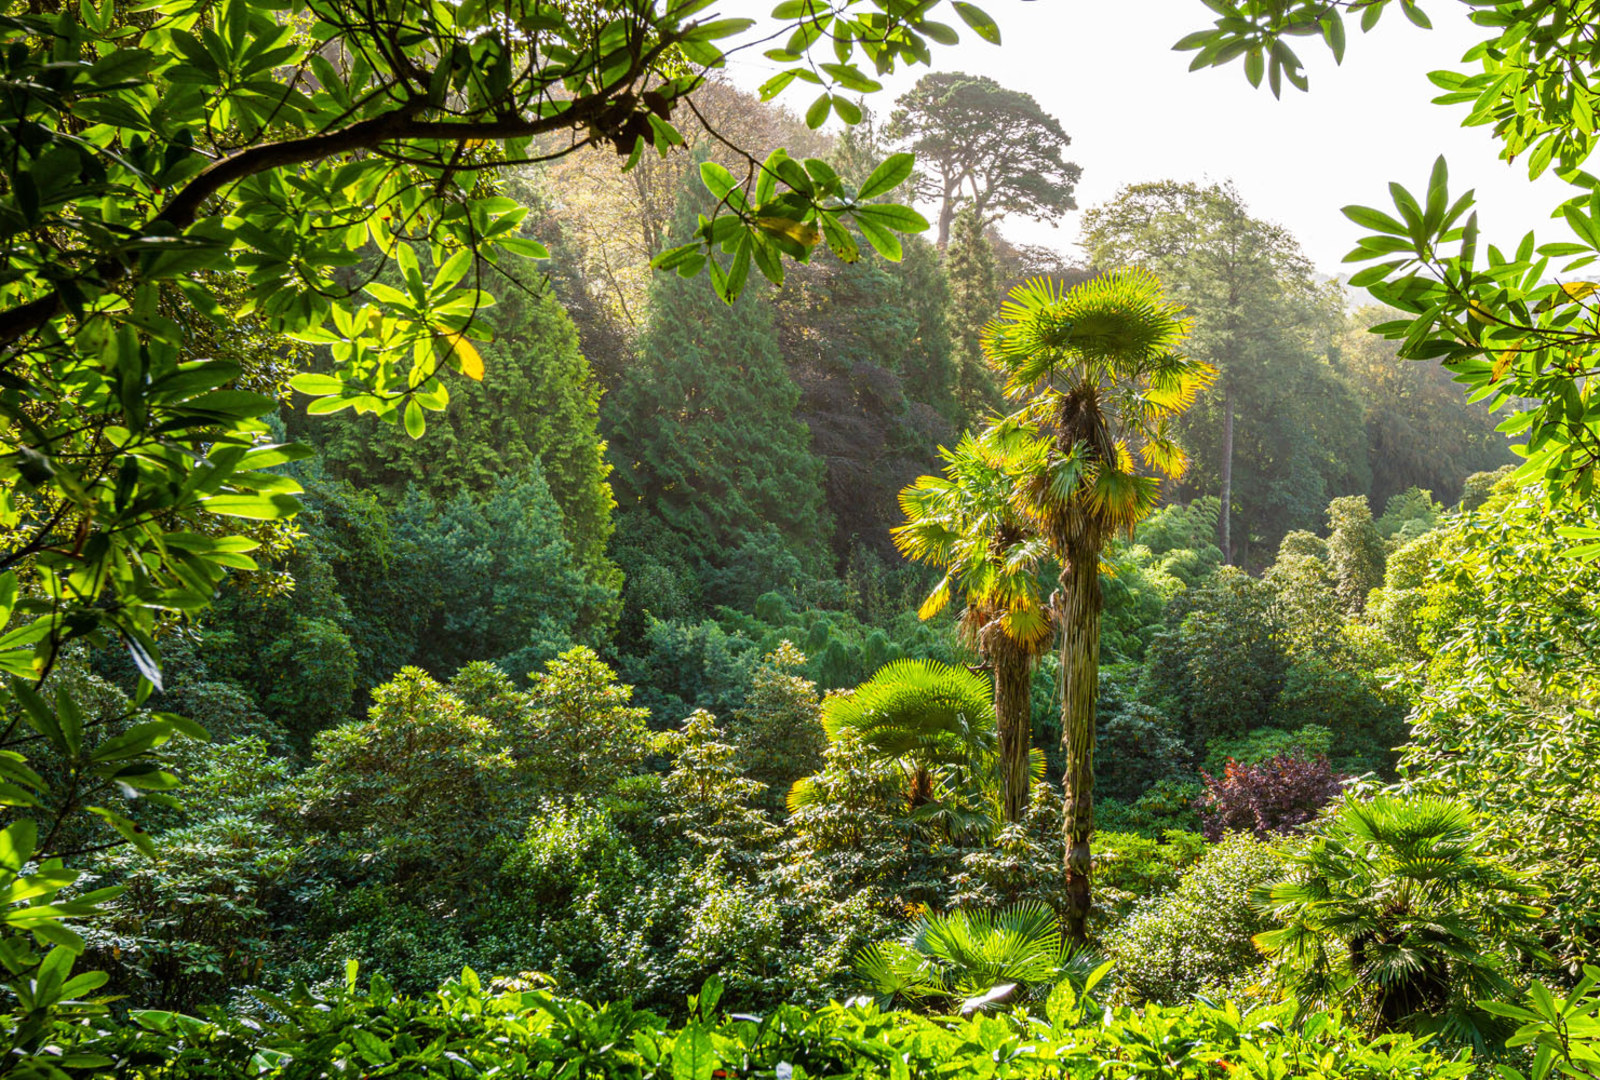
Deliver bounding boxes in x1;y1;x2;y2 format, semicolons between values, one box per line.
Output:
0;69;654;349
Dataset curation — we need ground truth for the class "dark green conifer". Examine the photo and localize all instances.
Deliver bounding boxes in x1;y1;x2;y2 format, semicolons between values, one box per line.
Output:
605;175;830;573
943;207;1003;424
308;252;620;598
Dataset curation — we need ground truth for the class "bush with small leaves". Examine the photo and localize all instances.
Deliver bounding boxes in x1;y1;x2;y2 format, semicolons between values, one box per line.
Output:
730;642;825;811
1090;830;1207;925
1106;832;1286;1004
522;647;655;798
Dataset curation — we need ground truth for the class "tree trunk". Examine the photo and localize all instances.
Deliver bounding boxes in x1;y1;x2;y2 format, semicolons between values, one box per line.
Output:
1059;545;1102;945
992;638;1033;824
937;196;956;250
1219;380;1234;565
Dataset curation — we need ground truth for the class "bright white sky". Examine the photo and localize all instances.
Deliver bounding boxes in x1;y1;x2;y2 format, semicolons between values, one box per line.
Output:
718;0;1573;276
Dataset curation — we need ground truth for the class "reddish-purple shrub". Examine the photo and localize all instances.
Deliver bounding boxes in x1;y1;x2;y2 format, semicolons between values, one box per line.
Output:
1198;752;1345;840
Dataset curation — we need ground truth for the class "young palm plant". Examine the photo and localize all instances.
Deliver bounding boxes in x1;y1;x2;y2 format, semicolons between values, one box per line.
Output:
1255;794;1546;1051
980;269;1210;943
853;902;1101;1013
789;659;1000;836
894;428;1055;824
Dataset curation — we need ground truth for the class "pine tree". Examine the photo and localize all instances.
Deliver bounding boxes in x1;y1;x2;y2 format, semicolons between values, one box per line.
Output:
943;208;1002;424
307;252;620;598
605;174;830;572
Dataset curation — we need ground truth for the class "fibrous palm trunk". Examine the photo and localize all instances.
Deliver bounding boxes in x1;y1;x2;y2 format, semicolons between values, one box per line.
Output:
1220;380;1234;564
1058;544;1102;945
990;634;1034;824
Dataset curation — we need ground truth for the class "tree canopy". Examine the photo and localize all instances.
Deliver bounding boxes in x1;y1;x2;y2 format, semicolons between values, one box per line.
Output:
1177;0;1600;507
888;72;1080;248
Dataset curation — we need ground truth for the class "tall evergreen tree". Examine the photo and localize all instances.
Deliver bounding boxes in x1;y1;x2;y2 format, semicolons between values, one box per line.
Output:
391;467;608;680
944;208;1003;425
303;251;620;597
762;121;959;561
773;236;957;561
605;174;831;575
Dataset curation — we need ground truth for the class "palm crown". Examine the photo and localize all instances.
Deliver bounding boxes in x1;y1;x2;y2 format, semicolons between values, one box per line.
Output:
894;428;1054;652
894;427;1055;824
981;269;1212;542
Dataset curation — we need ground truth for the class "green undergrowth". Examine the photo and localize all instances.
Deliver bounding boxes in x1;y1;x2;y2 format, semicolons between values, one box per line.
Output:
86;967;1468;1079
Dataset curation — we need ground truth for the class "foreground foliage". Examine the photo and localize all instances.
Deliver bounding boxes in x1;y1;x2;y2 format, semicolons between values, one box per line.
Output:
86;969;1471;1080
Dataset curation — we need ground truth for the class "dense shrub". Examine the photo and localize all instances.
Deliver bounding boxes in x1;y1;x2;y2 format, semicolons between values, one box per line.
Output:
1139;568;1288;751
1090;829;1207;924
498;801;778;1008
1375;487;1443;540
293;667;530;892
951;781;1067;912
730;642;825;810
1095;702;1190;802
1095;779;1202;839
520;647;656;797
1197;752;1345;840
1274;659;1406;775
1257;795;1544;1047
1106;832;1286;1004
1398;488;1600;972
82;812;295;1011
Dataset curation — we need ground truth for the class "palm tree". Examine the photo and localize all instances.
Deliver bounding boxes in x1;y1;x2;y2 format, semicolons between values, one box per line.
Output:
814;658;997;810
981;269;1210;943
1255;794;1545;1050
894;429;1055;824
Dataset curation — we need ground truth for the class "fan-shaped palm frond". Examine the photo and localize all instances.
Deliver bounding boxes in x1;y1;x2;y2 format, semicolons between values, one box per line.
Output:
1255;794;1545;1050
853;902;1098;1013
823;658;996;766
986;269;1189;367
894;430;1055;649
913;902;1064;997
815;658;999;823
785;773;820;814
853;940;945;1004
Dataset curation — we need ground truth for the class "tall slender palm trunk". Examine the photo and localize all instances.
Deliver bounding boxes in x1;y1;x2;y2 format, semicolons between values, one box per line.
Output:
1058;545;1102;945
990;635;1034;823
1220;380;1234;564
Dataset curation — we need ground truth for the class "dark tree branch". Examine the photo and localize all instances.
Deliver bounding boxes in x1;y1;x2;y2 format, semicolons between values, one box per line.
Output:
0;69;656;348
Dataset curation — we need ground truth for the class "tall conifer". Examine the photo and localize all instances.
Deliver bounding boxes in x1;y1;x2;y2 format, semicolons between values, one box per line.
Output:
605;172;830;572
944;208;1003;425
307;252;620;597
